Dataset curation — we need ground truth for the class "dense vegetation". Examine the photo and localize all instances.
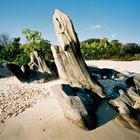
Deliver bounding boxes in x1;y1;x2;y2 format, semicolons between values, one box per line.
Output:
81;38;140;60
0;28;52;65
0;29;140;65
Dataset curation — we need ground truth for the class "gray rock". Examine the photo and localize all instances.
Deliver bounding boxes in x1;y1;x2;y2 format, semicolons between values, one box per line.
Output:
3;63;29;82
0;63;13;77
109;87;140;132
51;84;97;130
126;75;140;90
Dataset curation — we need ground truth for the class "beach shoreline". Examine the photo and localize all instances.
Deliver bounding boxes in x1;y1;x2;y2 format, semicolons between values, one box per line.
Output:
0;60;140;140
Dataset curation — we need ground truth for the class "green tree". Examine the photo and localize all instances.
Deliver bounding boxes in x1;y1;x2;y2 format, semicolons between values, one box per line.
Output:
22;28;41;44
122;43;140;56
20;28;51;64
0;33;11;48
110;40;122;48
0;37;21;62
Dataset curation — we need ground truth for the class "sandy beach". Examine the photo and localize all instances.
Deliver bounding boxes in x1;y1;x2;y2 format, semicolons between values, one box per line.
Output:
0;60;140;140
86;60;140;74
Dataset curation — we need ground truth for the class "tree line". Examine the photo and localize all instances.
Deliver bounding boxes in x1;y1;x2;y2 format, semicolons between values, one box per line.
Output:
0;28;52;65
0;29;140;65
81;38;140;60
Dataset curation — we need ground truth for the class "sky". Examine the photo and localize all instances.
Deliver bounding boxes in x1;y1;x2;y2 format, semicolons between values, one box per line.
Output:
0;0;140;44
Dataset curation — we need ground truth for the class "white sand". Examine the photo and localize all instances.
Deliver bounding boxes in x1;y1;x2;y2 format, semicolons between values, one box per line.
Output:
86;60;140;74
1;97;140;140
0;60;140;140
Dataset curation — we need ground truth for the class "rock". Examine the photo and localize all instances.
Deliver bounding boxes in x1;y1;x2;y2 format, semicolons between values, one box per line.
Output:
51;84;97;130
28;51;58;83
3;63;29;82
126;75;140;90
2;51;58;83
127;87;140;109
109;87;140;132
51;9;105;98
0;63;13;77
29;51;57;76
100;68;127;80
21;64;31;78
115;114;140;132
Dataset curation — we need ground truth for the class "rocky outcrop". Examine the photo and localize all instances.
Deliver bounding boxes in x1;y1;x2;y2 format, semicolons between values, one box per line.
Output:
29;51;56;75
3;51;58;83
28;51;58;83
126;75;140;90
51;84;98;130
88;66;127;80
110;87;140;132
0;63;13;77
3;63;29;82
51;9;105;98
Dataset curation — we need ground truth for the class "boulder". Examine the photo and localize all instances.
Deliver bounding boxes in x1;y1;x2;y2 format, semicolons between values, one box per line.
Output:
51;9;105;98
0;63;13;77
3;63;29;82
21;64;31;78
109;88;140;132
51;84;98;130
3;51;58;83
28;51;58;83
126;75;140;90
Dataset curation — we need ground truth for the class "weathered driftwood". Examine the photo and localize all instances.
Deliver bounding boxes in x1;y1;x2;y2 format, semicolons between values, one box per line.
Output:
109;87;140;132
51;9;105;98
51;84;97;130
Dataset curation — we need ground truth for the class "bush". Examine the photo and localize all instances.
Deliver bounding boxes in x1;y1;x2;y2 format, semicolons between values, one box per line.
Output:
0;29;52;65
80;38;140;60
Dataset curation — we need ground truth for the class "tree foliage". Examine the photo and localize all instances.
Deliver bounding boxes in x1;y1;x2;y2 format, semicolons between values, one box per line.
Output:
0;33;11;48
0;29;52;65
0;37;21;62
0;30;140;64
81;37;140;60
19;28;52;64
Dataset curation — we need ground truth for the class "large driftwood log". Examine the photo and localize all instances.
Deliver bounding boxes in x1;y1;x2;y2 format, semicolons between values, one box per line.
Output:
51;9;105;98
